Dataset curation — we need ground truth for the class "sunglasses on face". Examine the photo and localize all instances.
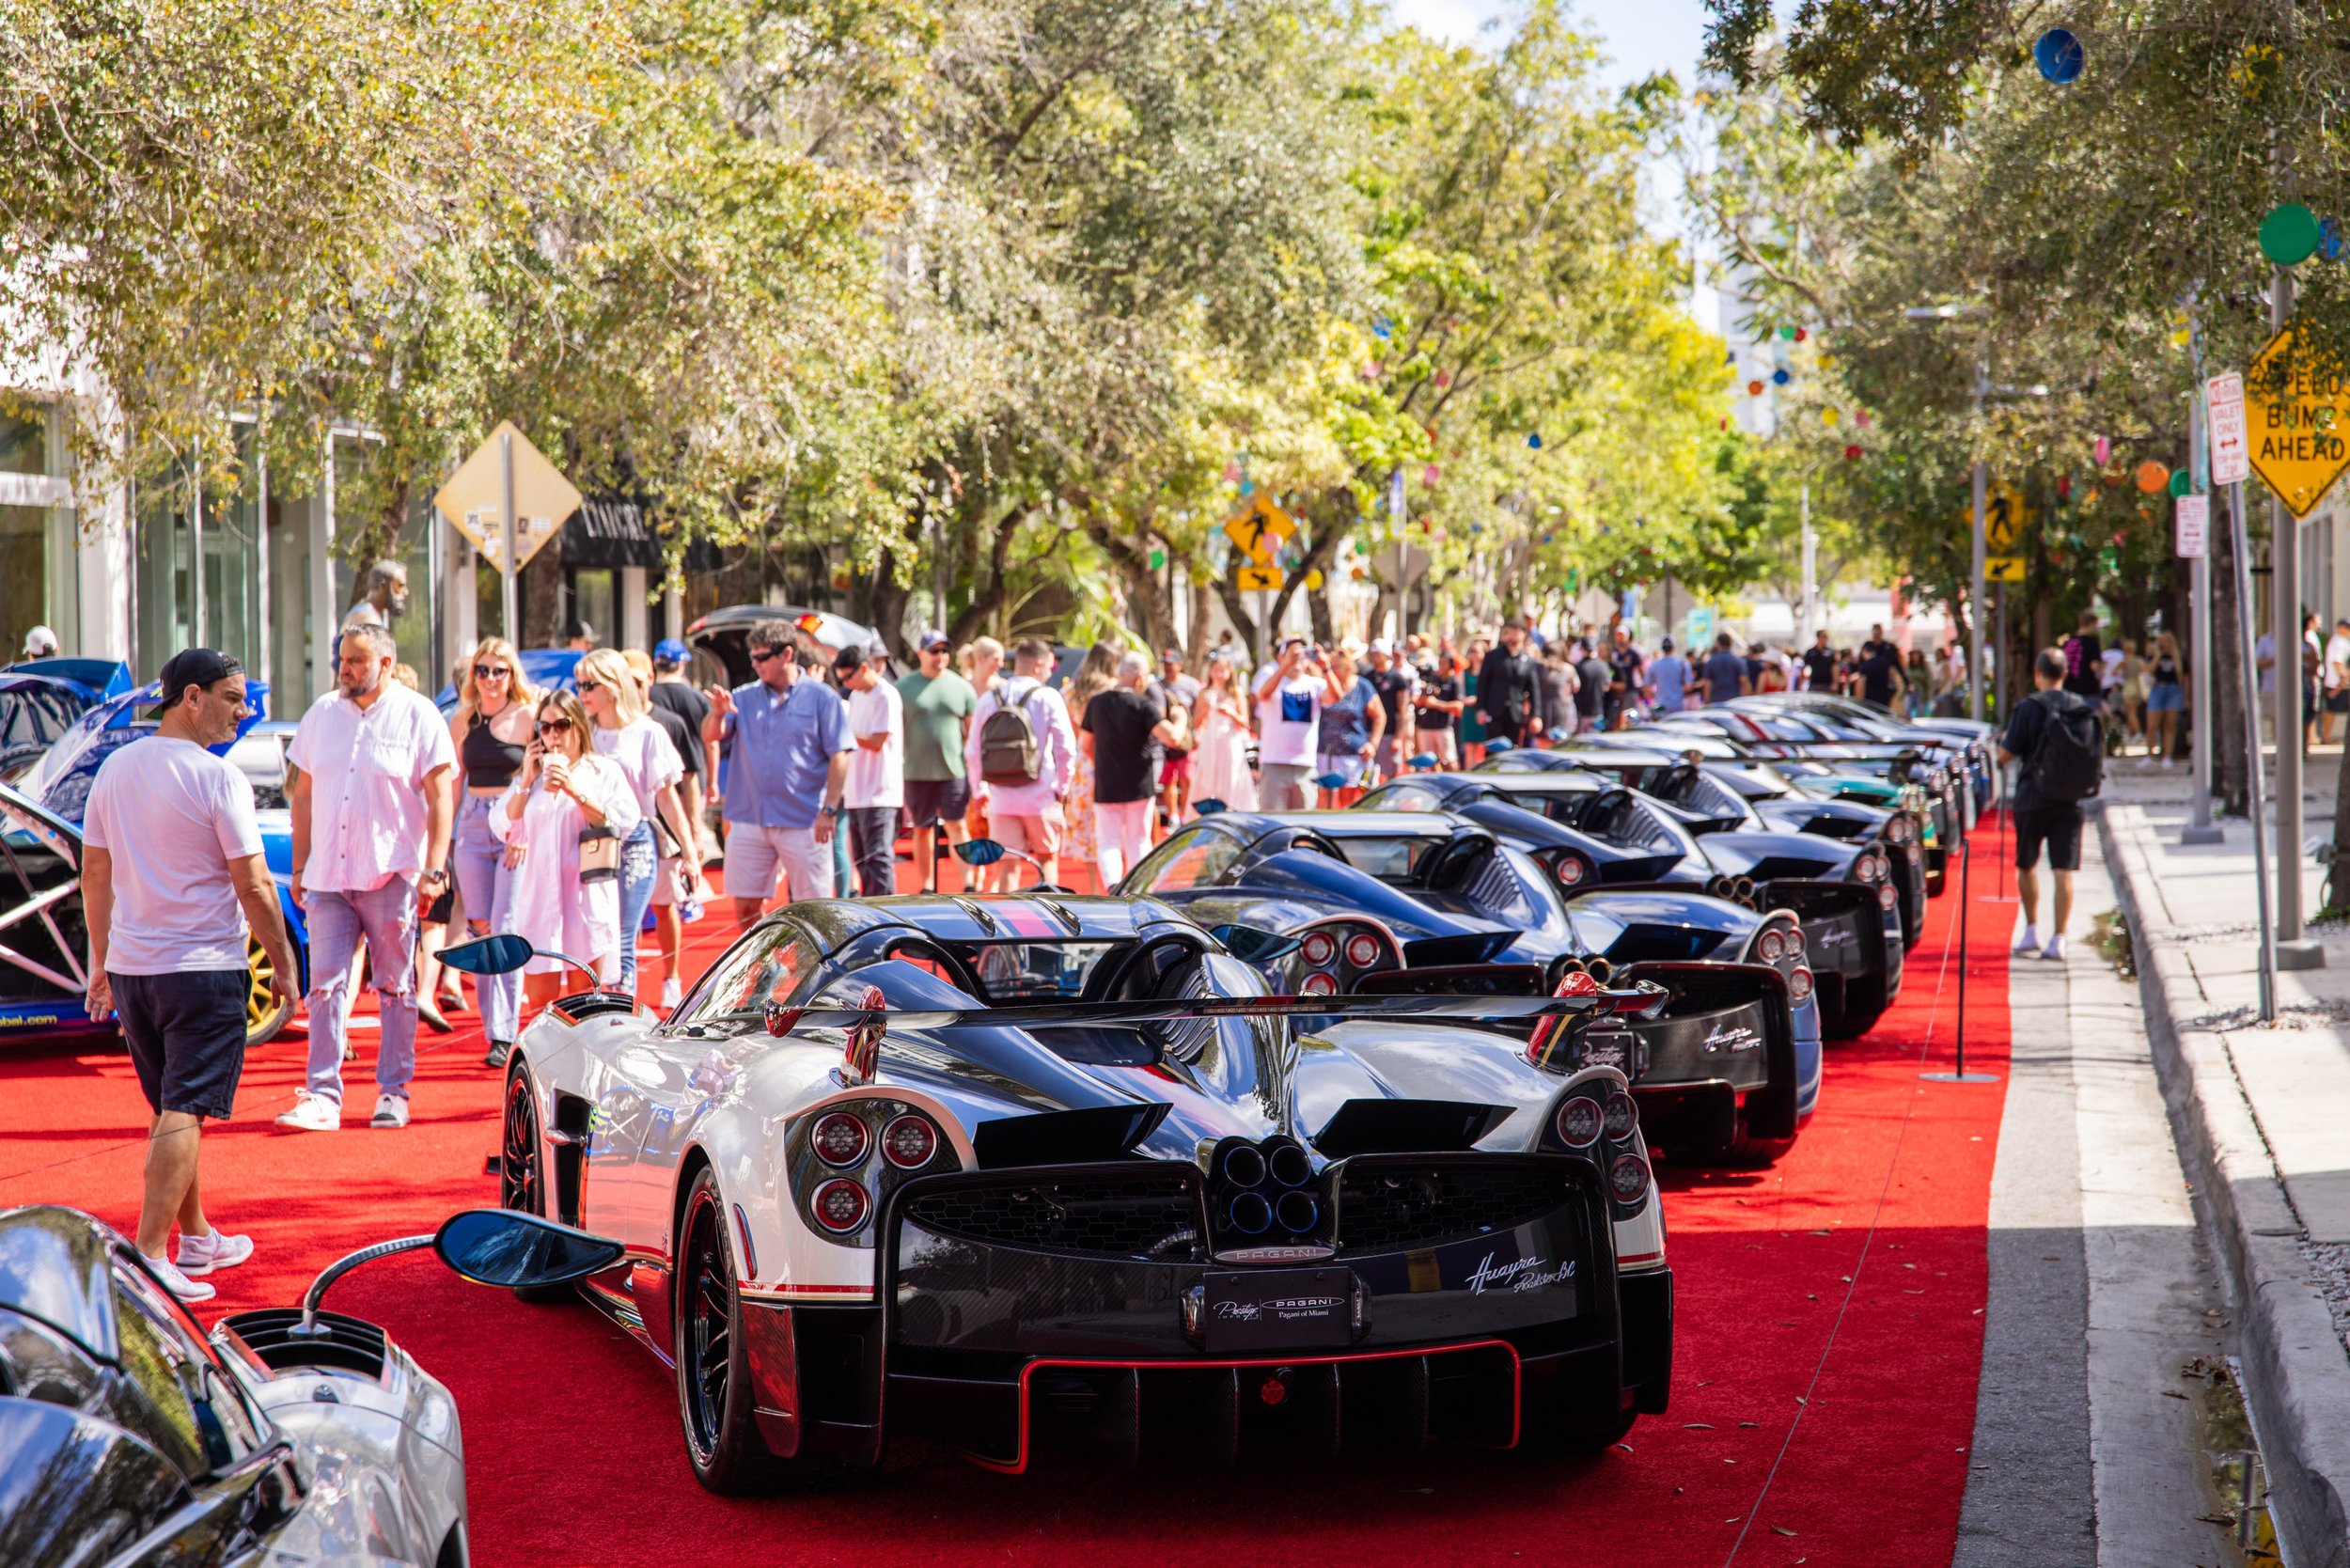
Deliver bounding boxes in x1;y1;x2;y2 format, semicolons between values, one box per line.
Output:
575;678;604;693
474;665;509;680
538;717;572;733
750;647;786;665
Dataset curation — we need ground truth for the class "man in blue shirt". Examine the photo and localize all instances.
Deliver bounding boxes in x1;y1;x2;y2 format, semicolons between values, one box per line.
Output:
1646;636;1689;713
701;619;854;924
1702;632;1751;705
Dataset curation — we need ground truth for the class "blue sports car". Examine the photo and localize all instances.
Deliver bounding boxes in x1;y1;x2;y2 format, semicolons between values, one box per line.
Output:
0;682;308;1047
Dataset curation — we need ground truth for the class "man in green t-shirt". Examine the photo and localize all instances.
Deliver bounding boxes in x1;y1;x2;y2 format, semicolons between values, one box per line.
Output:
895;630;979;891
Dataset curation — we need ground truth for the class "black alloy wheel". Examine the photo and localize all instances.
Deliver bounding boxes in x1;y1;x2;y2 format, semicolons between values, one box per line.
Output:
676;1168;786;1494
500;1068;572;1303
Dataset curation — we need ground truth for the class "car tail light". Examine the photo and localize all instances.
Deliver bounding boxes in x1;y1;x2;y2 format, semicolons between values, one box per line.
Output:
1608;1152;1651;1204
1554;853;1590;886
1299;931;1337;967
1856;853;1883;882
1788;966;1814;1002
1757;929;1785;964
1345;933;1383;968
1783;927;1805;957
1878;884;1899;910
811;1178;870;1233
812;1111;868;1167
1602;1090;1638;1141
1556;1095;1604;1148
881;1114;937;1169
1300;971;1339;996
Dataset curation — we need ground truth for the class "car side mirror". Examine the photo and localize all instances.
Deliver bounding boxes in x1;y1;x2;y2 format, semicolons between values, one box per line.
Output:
432;1210;624;1290
1209;923;1302;964
438;933;533;975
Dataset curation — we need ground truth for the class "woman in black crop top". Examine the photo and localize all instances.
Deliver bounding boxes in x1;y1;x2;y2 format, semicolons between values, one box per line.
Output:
446;638;540;1065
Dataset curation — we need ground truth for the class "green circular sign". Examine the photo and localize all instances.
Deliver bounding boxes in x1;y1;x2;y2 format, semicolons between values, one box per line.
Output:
2168;469;2191;497
2262;203;2323;266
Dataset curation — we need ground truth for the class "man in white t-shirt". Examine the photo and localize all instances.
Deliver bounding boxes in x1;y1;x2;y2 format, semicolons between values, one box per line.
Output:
839;645;904;897
1252;637;1344;808
82;649;298;1302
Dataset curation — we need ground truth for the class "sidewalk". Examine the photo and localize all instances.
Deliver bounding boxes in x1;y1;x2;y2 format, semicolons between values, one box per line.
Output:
2095;771;2350;1568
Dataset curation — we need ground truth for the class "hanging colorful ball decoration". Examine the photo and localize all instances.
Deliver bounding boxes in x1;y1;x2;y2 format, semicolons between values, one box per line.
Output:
1747;380;1765;397
1771;368;1792;385
1725;349;1738;366
1527;431;1543;449
1843;444;1863;461
1147;547;1167;570
2168;469;2192;498
2034;27;2084;84
1371;315;1393;340
1856;410;1872;428
1434;369;1452;388
2324;219;2345;262
2261;203;2324;267
1360;360;1382;381
1794;326;1808;342
2135;461;2169;494
1777;325;1797;341
2093;435;2111;465
2057;475;2073;500
1222;460;1242;483
1822;408;1839;425
1422;463;1440;488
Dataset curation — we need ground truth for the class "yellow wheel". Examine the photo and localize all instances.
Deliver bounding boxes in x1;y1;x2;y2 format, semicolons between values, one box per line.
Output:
244;934;291;1046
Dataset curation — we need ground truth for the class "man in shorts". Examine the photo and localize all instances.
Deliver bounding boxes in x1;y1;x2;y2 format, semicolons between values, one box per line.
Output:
965;639;1076;890
2002;648;2099;961
703;619;853;922
897;630;979;892
82;649;298;1301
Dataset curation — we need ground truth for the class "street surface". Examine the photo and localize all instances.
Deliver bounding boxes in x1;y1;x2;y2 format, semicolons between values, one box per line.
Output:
0;817;2281;1563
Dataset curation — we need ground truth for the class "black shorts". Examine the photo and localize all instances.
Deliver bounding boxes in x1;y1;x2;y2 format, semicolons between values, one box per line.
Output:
114;969;248;1120
2326;689;2349;714
903;776;972;829
2013;804;2085;873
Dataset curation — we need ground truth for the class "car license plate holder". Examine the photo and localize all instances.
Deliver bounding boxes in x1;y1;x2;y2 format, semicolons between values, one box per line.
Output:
1579;1027;1639;1075
1200;1267;1355;1353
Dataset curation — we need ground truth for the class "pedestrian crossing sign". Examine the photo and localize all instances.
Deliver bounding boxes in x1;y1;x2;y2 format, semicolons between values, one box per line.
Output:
1983;487;2027;552
1985;556;2026;583
1222;496;1296;565
1236;564;1285;592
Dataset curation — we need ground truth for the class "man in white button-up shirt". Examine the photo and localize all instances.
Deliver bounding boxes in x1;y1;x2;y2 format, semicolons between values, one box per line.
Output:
277;624;455;1132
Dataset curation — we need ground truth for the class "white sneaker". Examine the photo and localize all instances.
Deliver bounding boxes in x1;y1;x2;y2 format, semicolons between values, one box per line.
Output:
370;1093;410;1130
141;1252;215;1303
274;1092;340;1132
2043;934;2067;961
175;1231;253;1276
2013;926;2042;956
660;976;682;1008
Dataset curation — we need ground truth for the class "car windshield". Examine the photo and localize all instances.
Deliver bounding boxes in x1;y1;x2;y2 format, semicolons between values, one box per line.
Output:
1327;834;1442;882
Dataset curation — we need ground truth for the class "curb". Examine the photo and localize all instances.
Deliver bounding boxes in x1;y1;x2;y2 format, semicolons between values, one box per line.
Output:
2099;802;2350;1568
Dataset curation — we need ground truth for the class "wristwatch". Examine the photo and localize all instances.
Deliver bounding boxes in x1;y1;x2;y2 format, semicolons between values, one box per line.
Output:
421;869;449;887
823;803;844;820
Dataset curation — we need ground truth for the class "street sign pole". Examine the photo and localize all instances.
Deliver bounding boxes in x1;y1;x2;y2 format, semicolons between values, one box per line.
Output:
2185;386;2223;844
2270;264;2320;963
499;429;519;643
2230;475;2280;1022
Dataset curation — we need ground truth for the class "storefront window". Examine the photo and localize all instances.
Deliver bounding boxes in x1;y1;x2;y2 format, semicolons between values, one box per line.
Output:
0;407;77;661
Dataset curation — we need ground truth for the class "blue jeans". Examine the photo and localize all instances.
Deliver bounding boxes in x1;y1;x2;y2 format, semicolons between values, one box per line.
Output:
616;821;657;995
451;793;522;1044
304;877;419;1107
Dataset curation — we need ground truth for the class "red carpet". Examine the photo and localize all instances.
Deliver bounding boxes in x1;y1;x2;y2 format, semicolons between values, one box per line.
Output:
0;830;2013;1567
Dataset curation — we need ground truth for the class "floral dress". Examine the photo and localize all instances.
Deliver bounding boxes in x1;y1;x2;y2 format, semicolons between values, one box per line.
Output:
1060;686;1099;868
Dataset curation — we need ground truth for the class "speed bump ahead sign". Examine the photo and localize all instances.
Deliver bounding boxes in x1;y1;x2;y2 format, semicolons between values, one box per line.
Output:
2248;327;2350;517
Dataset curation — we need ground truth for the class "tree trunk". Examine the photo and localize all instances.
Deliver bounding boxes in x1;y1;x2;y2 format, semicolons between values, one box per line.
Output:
1215;568;1261;662
1188;573;1214;665
1081;510;1176;652
946;502;1032;646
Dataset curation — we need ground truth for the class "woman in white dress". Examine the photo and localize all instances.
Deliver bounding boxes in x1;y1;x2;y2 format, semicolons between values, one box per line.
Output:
493;689;642;1011
573;648;690;1003
1189;651;1258;812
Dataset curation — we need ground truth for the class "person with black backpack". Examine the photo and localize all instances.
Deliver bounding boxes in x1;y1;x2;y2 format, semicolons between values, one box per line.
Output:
2001;647;2105;961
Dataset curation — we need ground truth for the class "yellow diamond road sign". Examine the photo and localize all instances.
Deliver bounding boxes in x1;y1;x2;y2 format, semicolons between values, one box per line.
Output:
432;421;584;572
1983;487;2027;552
1222;496;1295;565
2247;326;2350;518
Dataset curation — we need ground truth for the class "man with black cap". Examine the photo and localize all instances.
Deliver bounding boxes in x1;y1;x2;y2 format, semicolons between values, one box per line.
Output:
82;650;298;1301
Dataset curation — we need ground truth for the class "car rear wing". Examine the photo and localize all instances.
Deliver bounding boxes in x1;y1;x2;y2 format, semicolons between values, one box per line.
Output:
783;984;1670;1035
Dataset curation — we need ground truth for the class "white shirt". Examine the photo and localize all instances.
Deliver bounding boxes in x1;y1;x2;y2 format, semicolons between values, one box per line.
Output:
846;681;905;809
2256;632;2277;693
83;737;262;974
288;682;456;893
1252;665;1323;767
964;678;1077;818
2326;634;2350;690
490;755;641;981
592;716;683;828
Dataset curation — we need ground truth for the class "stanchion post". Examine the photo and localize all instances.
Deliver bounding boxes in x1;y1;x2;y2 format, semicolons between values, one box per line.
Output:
1925;816;1999;1084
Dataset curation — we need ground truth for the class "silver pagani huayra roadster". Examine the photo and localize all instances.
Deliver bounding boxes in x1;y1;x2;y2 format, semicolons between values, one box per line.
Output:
444;895;1677;1491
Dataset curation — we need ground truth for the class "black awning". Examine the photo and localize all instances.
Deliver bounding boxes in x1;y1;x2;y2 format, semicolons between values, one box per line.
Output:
566;494;722;571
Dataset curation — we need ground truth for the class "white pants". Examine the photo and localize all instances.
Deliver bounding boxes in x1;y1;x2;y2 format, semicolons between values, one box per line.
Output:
1092;797;1154;888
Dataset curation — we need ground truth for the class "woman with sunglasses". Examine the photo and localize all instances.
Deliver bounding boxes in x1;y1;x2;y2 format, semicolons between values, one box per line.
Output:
573;648;693;1004
492;690;639;1012
446;638;539;1066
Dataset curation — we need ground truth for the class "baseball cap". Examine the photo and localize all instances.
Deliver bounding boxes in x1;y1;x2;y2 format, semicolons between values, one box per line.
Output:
1369;637;1392;655
653;637;689;665
149;648;243;711
917;629;951;653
